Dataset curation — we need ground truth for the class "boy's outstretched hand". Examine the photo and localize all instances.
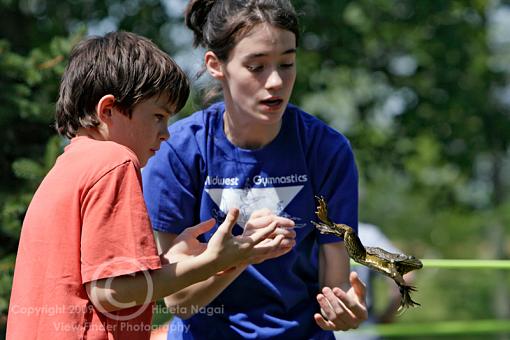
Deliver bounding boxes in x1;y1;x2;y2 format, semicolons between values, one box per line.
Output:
166;208;293;273
164;217;217;263
206;208;280;270
314;271;368;331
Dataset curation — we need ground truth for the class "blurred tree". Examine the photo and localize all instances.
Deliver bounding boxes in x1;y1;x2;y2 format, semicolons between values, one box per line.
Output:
1;0;510;337
295;0;509;194
0;1;186;335
294;0;510;324
0;33;76;330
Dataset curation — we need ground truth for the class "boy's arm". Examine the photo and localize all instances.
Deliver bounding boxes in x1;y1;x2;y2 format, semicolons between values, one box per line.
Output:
156;210;296;319
85;251;227;312
314;242;368;331
84;209;278;312
155;231;247;319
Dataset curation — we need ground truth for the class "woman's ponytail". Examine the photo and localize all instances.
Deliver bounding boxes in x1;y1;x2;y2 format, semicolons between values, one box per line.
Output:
185;0;217;47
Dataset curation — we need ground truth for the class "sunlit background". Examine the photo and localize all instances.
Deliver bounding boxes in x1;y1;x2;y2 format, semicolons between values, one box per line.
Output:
1;0;510;338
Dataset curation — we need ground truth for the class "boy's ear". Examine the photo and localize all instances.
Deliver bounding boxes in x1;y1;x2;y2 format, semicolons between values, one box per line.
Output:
96;94;116;123
205;51;224;80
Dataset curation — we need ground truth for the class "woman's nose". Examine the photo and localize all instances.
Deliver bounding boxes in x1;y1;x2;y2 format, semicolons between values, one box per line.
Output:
265;69;283;90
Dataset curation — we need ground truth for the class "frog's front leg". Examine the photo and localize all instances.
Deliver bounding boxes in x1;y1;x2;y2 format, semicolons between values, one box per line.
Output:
315;196;333;226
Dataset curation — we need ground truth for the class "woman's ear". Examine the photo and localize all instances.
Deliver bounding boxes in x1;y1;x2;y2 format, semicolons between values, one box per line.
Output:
205;51;224;80
96;94;116;124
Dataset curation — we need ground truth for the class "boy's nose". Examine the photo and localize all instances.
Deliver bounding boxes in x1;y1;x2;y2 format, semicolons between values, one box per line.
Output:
160;127;170;141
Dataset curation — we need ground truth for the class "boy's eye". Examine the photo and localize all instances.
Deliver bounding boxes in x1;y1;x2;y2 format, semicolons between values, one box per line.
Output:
155;114;165;121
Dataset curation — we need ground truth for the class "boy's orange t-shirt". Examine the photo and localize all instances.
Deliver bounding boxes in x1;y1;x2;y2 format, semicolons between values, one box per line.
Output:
7;137;162;339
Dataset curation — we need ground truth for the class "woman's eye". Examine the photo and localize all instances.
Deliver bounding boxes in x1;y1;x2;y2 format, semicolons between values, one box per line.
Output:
280;63;294;69
247;65;263;72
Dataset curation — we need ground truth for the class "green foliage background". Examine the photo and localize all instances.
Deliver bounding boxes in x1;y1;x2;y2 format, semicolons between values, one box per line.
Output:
1;0;509;338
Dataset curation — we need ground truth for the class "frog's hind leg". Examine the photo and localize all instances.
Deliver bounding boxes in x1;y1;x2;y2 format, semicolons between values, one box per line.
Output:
397;284;420;313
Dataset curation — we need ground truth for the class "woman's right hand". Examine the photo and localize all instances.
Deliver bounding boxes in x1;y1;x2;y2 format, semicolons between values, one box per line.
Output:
241;208;296;264
206;208;296;271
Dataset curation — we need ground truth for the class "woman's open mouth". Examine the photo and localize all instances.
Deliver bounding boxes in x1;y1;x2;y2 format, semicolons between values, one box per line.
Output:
260;98;283;110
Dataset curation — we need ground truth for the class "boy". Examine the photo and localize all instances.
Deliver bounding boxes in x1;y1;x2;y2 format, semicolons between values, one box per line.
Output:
6;31;283;339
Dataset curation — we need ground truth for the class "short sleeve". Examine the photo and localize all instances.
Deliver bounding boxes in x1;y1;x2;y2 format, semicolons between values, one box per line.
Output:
80;161;161;283
142;136;202;234
310;127;359;244
358;223;400;253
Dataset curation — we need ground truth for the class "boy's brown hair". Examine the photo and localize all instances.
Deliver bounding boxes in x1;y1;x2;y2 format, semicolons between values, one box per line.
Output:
55;31;190;139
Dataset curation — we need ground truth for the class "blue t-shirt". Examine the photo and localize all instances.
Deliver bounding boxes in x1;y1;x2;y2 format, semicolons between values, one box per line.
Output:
143;102;359;339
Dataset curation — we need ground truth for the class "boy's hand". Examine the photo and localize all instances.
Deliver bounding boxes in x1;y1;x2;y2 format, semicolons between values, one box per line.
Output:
166;208;296;272
165;218;217;263
314;272;368;331
206;208;288;271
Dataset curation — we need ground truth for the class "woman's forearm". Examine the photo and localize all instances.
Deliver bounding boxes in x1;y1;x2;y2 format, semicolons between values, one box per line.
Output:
319;242;351;289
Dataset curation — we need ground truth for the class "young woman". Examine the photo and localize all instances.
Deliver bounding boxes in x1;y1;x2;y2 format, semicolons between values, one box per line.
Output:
143;1;367;338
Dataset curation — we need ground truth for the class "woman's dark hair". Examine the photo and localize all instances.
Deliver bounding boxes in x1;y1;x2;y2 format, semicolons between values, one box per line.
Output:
186;0;299;60
55;31;190;139
185;0;299;101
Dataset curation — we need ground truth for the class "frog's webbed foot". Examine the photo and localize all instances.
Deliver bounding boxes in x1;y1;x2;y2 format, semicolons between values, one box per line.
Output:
397;285;420;314
315;196;334;226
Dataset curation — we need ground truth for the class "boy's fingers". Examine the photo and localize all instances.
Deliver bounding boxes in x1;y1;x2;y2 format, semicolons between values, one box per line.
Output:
217;208;240;235
187;218;216;237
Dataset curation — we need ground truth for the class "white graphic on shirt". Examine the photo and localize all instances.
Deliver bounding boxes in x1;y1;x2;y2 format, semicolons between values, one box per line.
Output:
205;186;304;228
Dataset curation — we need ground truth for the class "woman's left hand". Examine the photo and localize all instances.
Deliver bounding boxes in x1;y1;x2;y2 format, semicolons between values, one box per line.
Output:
314;271;368;331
